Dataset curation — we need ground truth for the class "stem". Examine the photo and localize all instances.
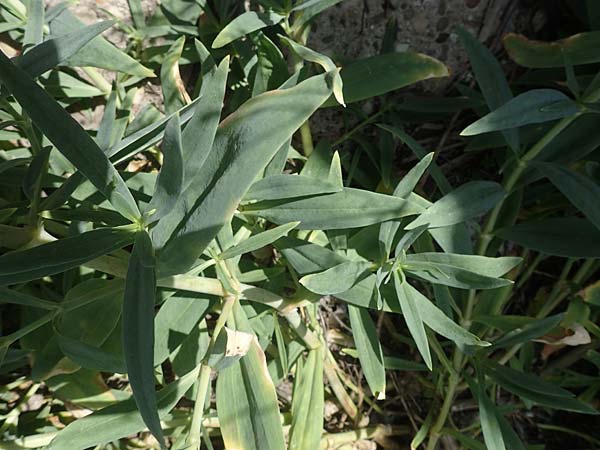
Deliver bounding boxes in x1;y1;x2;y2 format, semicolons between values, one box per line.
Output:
299;121;314;157
426;373;459;450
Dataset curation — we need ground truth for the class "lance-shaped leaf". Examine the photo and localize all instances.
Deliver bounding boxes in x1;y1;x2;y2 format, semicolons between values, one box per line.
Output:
406;181;505;230
146;114;183;223
15;21;114;79
220;222;300;260
477;387;507;450
212;11;285;48
348;304;386;398
301;261;372;295
456;26;519;152
460;89;580;136
326;52;449;105
244;174;342;202
49;7;154;77
0;227;135;285
489;314;564;350
0;51;141;222
402;282;489;348
403;253;519;290
216;303;286;450
394;273;432;370
206;327;254;371
496;218;600;257
160;37;189;114
156;71;335;275
289;346;324;450
46;366;199;450
244;187;423;230
0;287;59;310
483;362;598;414
122;231;163;447
535;162;600;231
504;31;600;68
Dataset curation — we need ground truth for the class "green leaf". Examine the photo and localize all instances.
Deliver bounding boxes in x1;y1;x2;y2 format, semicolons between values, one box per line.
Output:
504;31;600;68
490;314;564;349
155;71;334;275
535;162;600;230
244;174;342;202
23;0;44;46
46;366;200;450
402;282;489;348
216;303;286;450
153;293;212;366
57;332;125;373
461;89;580;136
49;8;154;77
325;52;449;105
0;287;59;310
456;26;518;152
483;362;598;414
160;36;188;114
122;231;163;447
212;11;285;48
477;388;507;450
288;346;324;450
280;35;344;106
394;273;432;370
301;260;372;295
404;253;520;278
0;51;141;222
348;304;386;399
406;181;505;230
0;227;135;285
495;218;600;257
220;222;300;260
244;187;423;230
146;114;183;223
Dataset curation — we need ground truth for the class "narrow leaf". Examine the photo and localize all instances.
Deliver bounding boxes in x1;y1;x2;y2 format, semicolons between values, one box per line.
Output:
348;304;386;399
406;181;505;230
0;51;141;221
220;222;300;260
301;260;372;295
122;231;163;446
212;11;285;49
461;89;580;136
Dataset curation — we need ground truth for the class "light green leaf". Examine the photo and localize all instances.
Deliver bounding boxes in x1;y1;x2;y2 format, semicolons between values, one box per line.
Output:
404;253;520;278
244;187;423;230
402;282;489;348
49;8;154;77
504;31;600;68
348;304;386;399
0;227;135;285
153;293;212;366
461;89;580;136
122;231;163;447
394;274;432;370
244;174;342;202
220;222;300;260
288;346;324;450
456;26;518;152
280;35;344;106
57;332;125;373
23;0;44;47
301;260;372;295
46;366;200;450
156;71;335;275
406;181;505;230
478;388;507;450
147;114;183;223
16;21;113;78
328;52;449;105
206;327;254;371
495;218;600;257
0;51;141;221
212;11;285;49
216;303;286;450
160;36;188;114
535;162;600;230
